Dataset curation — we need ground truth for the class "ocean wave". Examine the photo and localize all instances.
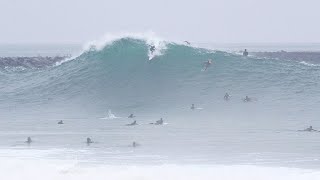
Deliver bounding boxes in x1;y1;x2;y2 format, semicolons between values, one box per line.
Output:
1;37;320;172
0;35;319;119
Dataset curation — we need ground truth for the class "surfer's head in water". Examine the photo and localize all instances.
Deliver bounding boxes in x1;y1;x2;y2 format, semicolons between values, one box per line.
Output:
58;120;64;124
87;137;93;144
26;137;32;144
155;118;163;125
224;93;230;100
191;104;195;110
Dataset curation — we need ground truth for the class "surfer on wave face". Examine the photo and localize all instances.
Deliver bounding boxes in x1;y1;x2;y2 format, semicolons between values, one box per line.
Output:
150;45;156;54
203;59;212;71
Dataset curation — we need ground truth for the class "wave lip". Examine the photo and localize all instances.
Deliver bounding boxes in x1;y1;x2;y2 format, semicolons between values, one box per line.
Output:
82;31;169;60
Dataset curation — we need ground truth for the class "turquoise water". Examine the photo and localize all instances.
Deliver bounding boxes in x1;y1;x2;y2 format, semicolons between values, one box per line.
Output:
1;37;320;179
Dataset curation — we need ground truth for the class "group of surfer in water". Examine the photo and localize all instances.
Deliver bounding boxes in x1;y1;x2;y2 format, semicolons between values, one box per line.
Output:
126;116;164;126
25;114;165;146
222;93;253;102
192;94;253;112
149;41;247;72
24;46;316;147
24;111;318;146
202;50;248;71
125;92;252;129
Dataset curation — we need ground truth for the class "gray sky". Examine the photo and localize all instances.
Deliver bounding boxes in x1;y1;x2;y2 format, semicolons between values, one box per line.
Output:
0;0;319;44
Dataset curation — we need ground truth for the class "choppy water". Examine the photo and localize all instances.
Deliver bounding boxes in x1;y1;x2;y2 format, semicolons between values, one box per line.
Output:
1;35;320;179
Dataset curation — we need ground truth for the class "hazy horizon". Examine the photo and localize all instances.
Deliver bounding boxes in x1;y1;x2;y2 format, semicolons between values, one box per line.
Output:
1;0;319;44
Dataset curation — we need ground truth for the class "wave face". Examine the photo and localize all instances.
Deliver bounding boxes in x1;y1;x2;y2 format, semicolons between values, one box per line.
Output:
0;38;227;115
1;38;319;116
1;37;320;169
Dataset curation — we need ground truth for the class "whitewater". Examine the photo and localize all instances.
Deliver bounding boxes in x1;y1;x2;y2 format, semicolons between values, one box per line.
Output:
1;34;320;179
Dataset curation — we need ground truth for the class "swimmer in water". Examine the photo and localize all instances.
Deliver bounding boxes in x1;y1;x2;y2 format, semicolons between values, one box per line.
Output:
150;45;156;54
155;118;164;125
150;118;164;125
126;120;137;126
203;59;212;71
191;104;195;110
302;126;317;132
132;141;140;147
26;137;32;144
243;49;249;56
58;120;64;124
128;114;135;118
224;93;230;101
243;96;251;102
86;137;94;144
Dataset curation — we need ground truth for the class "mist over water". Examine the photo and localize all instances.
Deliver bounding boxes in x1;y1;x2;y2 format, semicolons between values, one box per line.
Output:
1;35;320;179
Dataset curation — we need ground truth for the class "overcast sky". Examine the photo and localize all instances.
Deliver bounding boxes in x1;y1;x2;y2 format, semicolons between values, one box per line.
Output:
0;0;319;44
